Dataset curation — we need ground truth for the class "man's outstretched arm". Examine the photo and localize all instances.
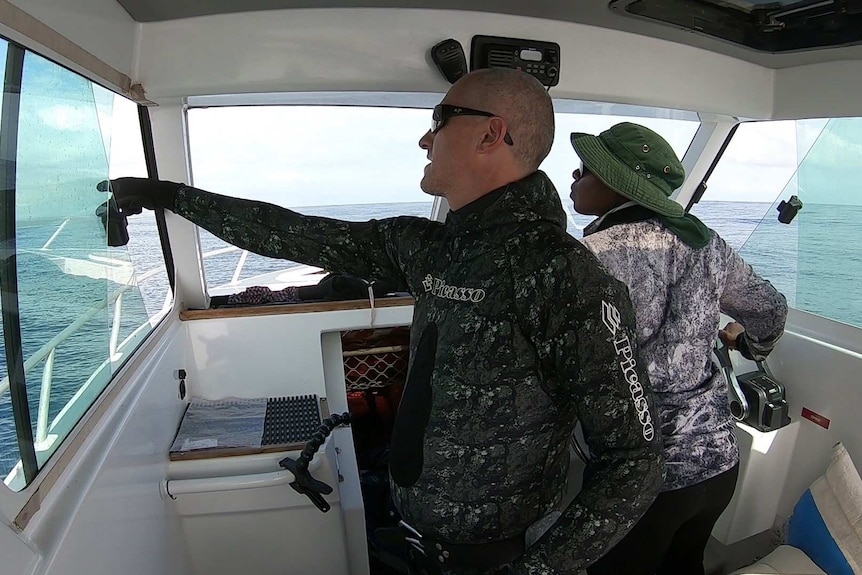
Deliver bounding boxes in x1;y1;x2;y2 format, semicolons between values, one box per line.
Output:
103;177;432;289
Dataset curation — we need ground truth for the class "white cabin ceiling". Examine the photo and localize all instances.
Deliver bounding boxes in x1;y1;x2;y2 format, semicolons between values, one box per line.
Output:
114;0;862;69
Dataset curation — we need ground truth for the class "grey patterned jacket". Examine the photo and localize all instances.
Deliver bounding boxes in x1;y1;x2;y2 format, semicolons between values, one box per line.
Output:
169;171;664;573
582;207;788;491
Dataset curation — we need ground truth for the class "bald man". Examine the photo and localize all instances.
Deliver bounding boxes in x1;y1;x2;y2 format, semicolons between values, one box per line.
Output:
102;69;663;574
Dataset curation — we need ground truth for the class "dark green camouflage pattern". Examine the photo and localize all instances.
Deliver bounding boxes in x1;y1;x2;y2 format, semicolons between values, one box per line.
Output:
170;171;664;574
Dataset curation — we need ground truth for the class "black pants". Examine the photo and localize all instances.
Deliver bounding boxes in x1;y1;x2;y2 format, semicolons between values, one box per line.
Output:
587;464;739;575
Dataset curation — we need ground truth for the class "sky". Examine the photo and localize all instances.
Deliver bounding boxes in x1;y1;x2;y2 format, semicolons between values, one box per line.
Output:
177;104;806;209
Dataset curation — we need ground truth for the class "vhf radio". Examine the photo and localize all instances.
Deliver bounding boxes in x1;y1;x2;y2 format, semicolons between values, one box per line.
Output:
470;35;560;87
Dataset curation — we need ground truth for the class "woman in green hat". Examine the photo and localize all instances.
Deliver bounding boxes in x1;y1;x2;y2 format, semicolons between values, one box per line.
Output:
569;122;788;575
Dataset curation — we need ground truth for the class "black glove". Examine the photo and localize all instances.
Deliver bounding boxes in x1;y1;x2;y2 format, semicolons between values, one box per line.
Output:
96;177;182;215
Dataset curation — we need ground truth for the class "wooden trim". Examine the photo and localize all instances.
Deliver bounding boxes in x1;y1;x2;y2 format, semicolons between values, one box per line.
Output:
179;296;414;321
168;442;307;461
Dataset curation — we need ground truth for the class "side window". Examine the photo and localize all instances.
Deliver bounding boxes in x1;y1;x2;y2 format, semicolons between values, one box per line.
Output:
693;118;862;329
1;42;172;491
544;110;700;238
793;118;862;328
690;121;802;304
690;121;801;250
187;106;434;296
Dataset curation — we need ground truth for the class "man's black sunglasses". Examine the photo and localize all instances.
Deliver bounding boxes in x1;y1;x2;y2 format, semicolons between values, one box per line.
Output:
431;104;514;146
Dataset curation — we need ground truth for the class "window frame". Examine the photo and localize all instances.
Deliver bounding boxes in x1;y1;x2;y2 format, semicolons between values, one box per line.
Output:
1;41;39;484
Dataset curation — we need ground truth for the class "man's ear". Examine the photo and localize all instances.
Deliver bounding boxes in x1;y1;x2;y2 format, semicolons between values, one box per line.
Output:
477;117;510;153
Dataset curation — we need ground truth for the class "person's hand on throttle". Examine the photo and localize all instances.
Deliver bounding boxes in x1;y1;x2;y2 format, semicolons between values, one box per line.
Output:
96;177;182;215
718;321;745;350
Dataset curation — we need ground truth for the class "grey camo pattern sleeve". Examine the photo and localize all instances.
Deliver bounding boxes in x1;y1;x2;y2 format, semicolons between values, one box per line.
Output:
172;186;432;292
510;248;665;574
716;235;788;360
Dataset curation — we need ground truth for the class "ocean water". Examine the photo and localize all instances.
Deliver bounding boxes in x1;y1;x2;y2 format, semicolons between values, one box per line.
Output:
2;200;860;477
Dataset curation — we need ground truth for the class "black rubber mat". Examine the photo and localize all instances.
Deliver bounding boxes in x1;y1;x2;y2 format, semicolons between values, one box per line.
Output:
261;395;322;446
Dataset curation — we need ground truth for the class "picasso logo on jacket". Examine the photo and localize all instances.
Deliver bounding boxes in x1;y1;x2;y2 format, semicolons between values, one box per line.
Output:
422;274;486;302
601;301;655;441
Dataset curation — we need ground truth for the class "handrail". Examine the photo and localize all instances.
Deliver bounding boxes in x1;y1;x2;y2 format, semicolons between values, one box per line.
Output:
231;249;250;284
109;294;123;360
165;469;295;497
0;283;133;397
202;244;255;286
0;285;135;446
163;452;324;497
202;245;240;258
35;349;55;445
40;218;69;250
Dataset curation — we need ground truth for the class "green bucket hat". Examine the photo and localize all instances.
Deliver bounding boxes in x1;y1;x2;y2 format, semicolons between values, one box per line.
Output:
570;122;685;218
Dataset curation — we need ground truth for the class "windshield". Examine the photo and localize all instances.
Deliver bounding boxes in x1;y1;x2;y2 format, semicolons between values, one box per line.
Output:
186;98;701;295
